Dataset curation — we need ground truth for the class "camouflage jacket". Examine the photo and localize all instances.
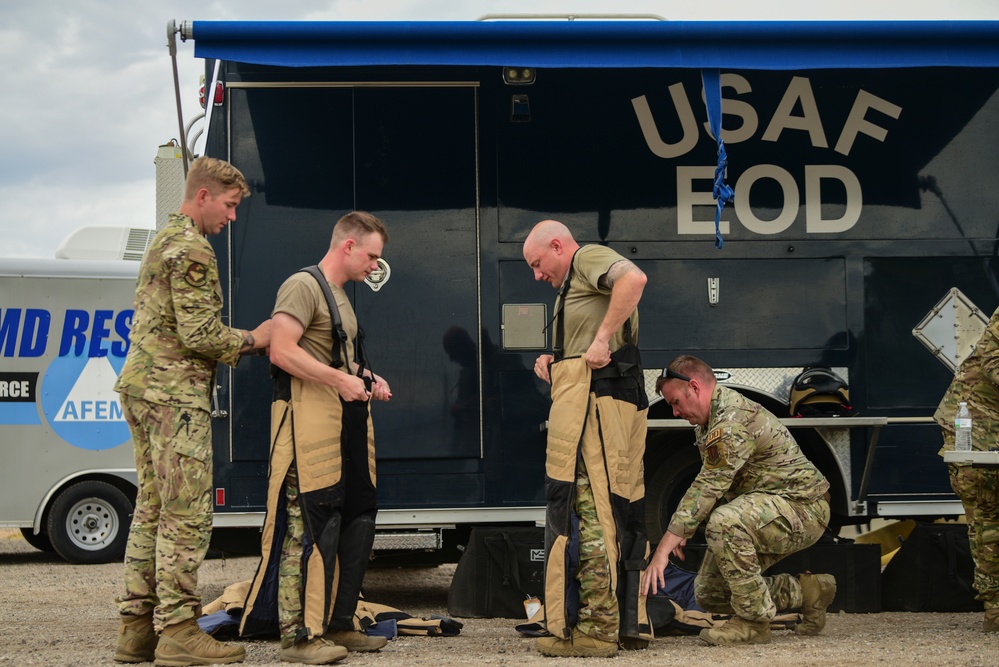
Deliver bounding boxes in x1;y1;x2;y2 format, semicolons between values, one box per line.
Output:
668;385;830;539
114;213;244;410
933;304;999;458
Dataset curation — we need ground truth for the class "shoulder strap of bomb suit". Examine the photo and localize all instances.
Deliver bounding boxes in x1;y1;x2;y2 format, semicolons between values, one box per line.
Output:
545;249;578;362
301;265;352;374
270;266;371;402
300;266;372;378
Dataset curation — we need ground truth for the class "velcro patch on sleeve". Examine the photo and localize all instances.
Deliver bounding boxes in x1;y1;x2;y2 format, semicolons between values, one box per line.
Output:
185;261;208;287
704;428;728;468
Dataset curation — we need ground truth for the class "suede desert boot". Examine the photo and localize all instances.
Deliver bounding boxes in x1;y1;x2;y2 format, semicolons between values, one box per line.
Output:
325;629;388;652
699;615;772;646
280;637;347;664
113;613;156;663
153;617;245;666
984;607;999;633
535;630;618;658
797;573;837;636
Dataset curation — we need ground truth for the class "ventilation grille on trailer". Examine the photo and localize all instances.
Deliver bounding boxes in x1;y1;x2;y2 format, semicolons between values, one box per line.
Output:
122;228;156;261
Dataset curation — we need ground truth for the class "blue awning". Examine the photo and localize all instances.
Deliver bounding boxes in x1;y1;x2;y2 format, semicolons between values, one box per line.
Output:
186;20;999;70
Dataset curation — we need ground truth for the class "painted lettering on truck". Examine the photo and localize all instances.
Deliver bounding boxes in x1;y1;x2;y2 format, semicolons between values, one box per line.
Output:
633;74;902;236
0;307;133;451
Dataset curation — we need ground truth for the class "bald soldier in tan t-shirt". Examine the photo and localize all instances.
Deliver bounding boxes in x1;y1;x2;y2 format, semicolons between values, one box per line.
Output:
523;220;651;658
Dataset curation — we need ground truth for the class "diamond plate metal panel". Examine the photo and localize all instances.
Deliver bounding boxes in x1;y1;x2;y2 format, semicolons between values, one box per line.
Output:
645;366;849;405
372;531;442;551
155;152;186;231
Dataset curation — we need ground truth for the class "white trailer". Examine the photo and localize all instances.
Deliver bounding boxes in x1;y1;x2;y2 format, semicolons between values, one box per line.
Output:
0;258;139;563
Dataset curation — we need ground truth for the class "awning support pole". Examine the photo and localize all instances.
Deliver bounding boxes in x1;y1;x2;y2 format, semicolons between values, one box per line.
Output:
167;20;190;180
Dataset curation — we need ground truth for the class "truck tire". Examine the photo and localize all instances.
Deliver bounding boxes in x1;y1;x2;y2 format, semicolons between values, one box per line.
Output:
644;440;702;546
19;527;54;553
46;480;133;564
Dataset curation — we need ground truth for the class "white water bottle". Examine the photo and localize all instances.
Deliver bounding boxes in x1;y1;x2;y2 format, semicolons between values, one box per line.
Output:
955;401;973;452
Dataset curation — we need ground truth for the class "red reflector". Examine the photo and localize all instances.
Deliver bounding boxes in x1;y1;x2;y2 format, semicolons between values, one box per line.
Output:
215;488;225;506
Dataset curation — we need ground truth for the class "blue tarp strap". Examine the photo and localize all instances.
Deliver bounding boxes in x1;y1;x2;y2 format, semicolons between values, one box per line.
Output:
701;69;733;250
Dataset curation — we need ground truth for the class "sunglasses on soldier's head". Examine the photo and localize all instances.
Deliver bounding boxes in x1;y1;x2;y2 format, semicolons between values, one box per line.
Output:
659;367;692;383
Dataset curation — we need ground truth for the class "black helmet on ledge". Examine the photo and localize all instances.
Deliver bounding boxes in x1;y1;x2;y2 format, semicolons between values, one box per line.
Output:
789;367;854;417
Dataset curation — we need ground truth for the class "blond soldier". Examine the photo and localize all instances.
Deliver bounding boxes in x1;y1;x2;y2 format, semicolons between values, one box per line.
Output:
113;158;271;665
934;305;999;632
240;211;391;664
643;355;835;646
523;220;652;658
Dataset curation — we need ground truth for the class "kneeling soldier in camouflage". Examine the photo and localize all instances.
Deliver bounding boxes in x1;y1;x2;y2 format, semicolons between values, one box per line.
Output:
642;355;836;645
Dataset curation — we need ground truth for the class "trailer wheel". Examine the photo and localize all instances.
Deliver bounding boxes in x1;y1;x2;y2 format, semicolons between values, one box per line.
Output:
47;481;133;564
644;441;702;546
19;527;54;553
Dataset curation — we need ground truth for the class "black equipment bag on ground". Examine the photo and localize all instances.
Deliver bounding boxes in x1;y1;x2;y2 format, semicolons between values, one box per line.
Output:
447;526;546;619
881;522;982;612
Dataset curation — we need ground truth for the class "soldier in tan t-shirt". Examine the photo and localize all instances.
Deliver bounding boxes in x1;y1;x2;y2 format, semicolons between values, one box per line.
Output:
522;220;651;658
240;211;391;665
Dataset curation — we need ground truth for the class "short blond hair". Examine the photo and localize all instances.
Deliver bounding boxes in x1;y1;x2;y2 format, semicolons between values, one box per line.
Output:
184;157;251;200
332;211;389;245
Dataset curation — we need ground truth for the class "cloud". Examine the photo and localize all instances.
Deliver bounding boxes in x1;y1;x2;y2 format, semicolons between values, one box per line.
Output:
1;0;997;257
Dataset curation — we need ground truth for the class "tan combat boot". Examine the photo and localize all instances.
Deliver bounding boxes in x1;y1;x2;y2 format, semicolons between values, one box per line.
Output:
325;628;388;652
699;616;772;646
113;613;156;663
154;617;245;666
984;607;999;633
797;573;837;636
536;630;618;658
280;637;347;664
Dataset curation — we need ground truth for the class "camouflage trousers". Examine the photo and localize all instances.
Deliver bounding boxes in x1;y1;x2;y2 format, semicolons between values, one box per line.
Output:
949;463;999;609
695;492;829;622
277;463;306;644
575;460;619;642
116;395;214;631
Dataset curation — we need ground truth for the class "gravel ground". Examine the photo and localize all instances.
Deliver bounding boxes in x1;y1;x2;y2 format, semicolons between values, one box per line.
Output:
1;528;996;667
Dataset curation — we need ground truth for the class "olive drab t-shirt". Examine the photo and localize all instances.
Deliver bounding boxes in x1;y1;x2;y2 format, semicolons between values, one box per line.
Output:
555;244;639;358
273;271;358;371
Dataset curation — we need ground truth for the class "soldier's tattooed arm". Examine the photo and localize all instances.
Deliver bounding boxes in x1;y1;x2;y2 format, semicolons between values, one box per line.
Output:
240;331;255;353
598;259;641;291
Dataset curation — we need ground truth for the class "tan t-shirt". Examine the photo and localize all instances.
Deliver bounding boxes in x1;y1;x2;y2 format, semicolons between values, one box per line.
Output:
555;244;639;358
273;270;358;371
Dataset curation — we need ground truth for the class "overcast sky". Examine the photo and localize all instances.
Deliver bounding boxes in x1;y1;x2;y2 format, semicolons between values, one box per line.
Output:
2;0;997;259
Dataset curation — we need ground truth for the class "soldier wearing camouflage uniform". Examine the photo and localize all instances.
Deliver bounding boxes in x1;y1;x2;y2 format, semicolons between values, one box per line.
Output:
933;304;999;632
113;157;272;666
523;220;652;658
643;355;837;646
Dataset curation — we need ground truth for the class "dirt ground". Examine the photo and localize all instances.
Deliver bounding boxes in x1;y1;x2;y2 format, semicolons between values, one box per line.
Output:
0;528;995;667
